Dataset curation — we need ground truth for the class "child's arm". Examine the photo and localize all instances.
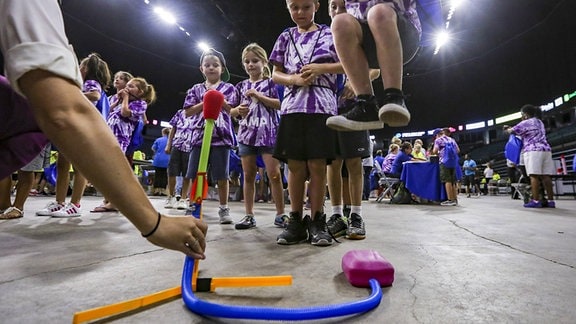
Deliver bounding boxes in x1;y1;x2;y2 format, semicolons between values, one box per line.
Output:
184;102;203;117
165;126;176;154
245;88;281;110
272;65;306;87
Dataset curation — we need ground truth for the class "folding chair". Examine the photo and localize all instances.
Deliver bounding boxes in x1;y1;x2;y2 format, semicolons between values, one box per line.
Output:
376;173;400;203
511;174;530;202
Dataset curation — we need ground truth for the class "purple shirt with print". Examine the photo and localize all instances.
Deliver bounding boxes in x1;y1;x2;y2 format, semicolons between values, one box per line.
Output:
433;135;459;162
512;117;551;152
106;99;147;153
83;79;102;107
169;109;194;153
235;78;280;147
183;82;239;147
345;0;421;36
269;25;338;116
381;152;397;173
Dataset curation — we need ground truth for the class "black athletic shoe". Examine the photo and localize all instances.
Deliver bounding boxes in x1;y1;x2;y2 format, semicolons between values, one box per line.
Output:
235;215;256;230
378;88;410;127
276;212;309;245
326;96;383;131
326;213;347;238
309;212;333;246
346;213;366;240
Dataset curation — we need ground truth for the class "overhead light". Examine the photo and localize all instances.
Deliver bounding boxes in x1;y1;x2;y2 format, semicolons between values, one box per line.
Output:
154;7;177;25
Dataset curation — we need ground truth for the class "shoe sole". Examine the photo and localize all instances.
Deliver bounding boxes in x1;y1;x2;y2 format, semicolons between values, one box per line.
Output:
51;214;81;218
220;220;233;224
329;229;346;238
276;238;308;245
311;239;333;246
326;116;384;132
378;104;410;127
346;233;366;240
235;224;256;230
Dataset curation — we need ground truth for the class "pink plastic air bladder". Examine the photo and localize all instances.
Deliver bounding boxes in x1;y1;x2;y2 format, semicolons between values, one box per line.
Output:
342;250;395;288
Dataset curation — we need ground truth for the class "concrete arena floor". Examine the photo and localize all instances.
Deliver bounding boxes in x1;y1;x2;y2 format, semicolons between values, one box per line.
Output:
1;194;575;323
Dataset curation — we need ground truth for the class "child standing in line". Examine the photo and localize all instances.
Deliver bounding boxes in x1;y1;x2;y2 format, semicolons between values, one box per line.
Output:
100;77;156;211
270;0;341;246
36;53;112;218
91;70;134;213
325;0;371;240
230;43;287;230
326;0;422;131
165;108;194;210
184;49;239;224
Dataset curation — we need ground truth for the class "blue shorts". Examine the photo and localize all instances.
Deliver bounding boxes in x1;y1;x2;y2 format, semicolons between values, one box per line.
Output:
168;148;190;177
186;146;230;181
238;143;274;157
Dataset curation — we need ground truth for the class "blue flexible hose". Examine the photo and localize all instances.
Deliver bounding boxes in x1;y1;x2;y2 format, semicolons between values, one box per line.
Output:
181;256;383;321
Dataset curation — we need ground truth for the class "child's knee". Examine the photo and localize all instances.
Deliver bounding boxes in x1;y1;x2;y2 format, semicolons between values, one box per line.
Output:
367;4;397;23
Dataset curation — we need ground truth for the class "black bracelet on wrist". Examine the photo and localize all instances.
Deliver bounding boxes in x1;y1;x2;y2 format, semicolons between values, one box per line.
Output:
142;212;161;238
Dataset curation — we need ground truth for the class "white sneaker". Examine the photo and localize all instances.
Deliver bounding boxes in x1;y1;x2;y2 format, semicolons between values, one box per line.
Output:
164;196;176;209
51;203;82;217
218;207;233;224
36;201;64;216
175;199;188;210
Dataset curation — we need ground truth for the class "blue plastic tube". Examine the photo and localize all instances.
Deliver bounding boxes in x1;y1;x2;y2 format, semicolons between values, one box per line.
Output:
181;256;383;321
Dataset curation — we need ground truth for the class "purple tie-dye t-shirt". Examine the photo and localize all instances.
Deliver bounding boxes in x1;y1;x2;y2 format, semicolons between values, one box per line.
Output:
345;0;421;36
168;109;194;153
512;117;551;152
83;79;102;107
183;82;239;147
235;78;280;147
269;25;338;116
433;135;459;162
106;99;147;153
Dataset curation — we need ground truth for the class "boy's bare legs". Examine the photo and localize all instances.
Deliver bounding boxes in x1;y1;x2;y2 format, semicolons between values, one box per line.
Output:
276;160;310;245
217;178;232;224
19;70;207;258
262;154;286;217
240;155;258;216
369;4;410;127
327;14;383;131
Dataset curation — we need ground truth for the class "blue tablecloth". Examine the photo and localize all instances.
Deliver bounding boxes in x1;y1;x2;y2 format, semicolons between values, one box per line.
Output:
401;162;446;202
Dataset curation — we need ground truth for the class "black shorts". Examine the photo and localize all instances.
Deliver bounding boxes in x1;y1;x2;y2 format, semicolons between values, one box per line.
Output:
273;113;337;163
335;130;371;159
360;10;420;68
462;174;476;186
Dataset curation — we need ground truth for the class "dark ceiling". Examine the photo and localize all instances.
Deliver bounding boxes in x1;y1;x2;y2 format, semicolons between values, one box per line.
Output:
56;0;576;138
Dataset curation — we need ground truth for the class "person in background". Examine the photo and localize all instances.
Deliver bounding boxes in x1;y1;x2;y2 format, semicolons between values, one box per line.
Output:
482;162;494;195
1;0;207;257
432;128;460;206
230;43;286;230
381;143;399;175
165;108;194;210
36;53;111;218
184;48;239;224
504;104;556;208
151;128;171;196
389;141;417;178
462;154;481;197
412;143;426;161
0;145;51;219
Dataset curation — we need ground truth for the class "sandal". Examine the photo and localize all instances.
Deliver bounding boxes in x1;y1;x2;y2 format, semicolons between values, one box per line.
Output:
0;207;23;219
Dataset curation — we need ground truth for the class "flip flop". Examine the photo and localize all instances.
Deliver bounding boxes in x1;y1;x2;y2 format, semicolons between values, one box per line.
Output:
0;207;23;219
90;206;119;213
